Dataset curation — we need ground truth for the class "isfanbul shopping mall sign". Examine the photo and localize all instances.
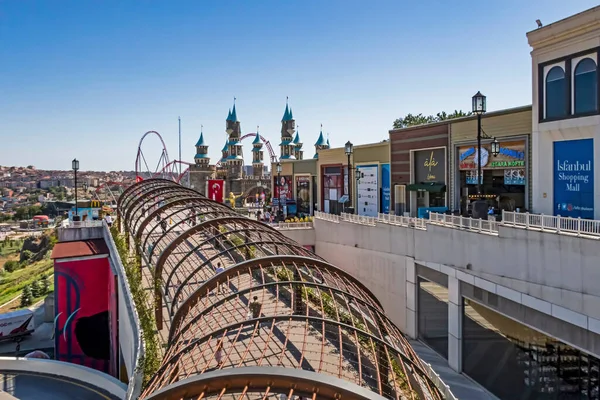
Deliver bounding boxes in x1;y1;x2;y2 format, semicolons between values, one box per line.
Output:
414;148;446;183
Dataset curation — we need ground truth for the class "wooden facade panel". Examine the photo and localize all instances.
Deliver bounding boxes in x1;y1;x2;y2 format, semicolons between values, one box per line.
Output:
391;137;448;152
316;148;346;167
450;109;532;143
389;123;448;141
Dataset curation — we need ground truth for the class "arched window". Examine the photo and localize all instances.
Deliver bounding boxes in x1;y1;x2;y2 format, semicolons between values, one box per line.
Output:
546;66;567;119
574;58;598;114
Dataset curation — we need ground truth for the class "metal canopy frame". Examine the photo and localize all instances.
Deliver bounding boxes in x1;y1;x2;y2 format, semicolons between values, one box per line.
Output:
119;180;443;400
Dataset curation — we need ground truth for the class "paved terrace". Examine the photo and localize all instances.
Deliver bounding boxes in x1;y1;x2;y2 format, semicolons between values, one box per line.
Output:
118;179;450;400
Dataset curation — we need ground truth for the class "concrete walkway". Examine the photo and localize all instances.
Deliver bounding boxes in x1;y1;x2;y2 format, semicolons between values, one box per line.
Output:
410;340;497;399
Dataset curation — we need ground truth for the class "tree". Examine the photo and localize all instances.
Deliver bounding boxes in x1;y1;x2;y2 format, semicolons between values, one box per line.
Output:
31;280;41;298
3;260;19;273
41;276;50;295
392;109;472;129
20;285;32;307
21;250;33;264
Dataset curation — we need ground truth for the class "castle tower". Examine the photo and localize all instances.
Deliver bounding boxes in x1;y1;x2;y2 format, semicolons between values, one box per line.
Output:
279;98;296;160
189;125;216;196
226;99;243;178
313;125;328;159
293;127;303;160
220;140;228;166
252;128;264;177
193;127;210;168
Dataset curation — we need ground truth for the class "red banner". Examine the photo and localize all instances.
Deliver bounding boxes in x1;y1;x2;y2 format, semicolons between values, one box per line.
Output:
135;176;144;183
208;179;225;203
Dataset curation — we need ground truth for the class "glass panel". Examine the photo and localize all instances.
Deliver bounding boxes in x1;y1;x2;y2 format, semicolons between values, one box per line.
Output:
418;278;448;359
546;66;567;119
575;58;598;114
463;298;600;399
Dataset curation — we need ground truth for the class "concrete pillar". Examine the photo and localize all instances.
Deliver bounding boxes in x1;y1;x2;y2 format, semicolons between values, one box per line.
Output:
405;257;417;339
448;275;462;373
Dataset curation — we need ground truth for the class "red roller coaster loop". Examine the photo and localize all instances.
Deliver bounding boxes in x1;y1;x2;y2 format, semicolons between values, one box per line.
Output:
136;131;174;179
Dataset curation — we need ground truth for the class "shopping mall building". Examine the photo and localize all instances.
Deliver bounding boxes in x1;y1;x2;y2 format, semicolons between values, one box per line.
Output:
528;6;600;219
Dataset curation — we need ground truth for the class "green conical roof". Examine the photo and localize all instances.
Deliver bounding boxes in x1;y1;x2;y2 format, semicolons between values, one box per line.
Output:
230;104;238;122
326;137;330;148
195;132;206;147
252;132;261;144
289;107;293;120
315;131;327;146
221;141;228;152
293;132;301;144
226;109;232;121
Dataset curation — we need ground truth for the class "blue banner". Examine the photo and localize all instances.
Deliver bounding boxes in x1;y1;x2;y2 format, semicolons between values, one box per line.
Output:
381;163;391;214
553;139;594;219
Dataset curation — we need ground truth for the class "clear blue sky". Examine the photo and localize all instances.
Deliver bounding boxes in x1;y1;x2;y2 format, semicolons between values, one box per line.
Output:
0;1;597;172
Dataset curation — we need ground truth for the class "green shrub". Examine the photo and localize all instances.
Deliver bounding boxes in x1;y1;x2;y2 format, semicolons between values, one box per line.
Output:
3;260;19;273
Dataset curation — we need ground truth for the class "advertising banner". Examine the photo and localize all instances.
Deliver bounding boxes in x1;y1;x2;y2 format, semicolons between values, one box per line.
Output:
503;169;525;185
459;140;526;170
381;164;391;214
356;165;379;217
414;148;446;183
207;179;225;203
296;176;311;215
274;175;292;203
553;139;594;219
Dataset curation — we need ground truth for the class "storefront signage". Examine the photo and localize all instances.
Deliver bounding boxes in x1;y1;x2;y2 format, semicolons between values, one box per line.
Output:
356;165;378;217
553;139;594;218
274;176;292;203
295;176;310;215
414;148;446;183
207;179;225;203
504;169;525;185
459;140;525;170
381;164;391;214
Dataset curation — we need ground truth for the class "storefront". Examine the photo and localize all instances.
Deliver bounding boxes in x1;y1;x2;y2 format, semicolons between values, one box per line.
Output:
456;138;528;215
321;165;345;214
295;175;311;215
408;147;447;216
553;139;594;219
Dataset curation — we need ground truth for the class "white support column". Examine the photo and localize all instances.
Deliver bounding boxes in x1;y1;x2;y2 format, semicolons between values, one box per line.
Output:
405;257;417;339
448;275;462;373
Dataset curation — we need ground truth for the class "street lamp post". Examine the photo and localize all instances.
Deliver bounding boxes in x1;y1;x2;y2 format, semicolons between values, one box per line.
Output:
276;162;282;215
472;91;487;195
345;141;353;213
72;159;79;217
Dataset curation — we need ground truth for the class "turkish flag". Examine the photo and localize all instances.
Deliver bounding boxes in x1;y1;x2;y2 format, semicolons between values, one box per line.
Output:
208;180;225;202
136;176;144;183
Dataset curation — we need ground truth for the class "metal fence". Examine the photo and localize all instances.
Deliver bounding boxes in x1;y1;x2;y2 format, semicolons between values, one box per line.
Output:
276;222;314;230
502;210;600;238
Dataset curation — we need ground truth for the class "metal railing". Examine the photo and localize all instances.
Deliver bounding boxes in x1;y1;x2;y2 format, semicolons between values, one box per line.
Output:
376;212;427;229
340;212;377;226
502;210;600;238
276;222;314;230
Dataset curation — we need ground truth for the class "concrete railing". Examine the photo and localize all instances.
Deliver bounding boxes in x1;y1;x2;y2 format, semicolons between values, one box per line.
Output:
429;212;499;235
502;210;600;238
314;211;340;223
316;210;600;240
68;220;105;228
0;356;127;398
102;222;145;400
276;222;314;230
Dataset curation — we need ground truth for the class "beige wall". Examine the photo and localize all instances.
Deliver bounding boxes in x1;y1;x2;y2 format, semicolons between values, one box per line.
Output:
354;142;390;164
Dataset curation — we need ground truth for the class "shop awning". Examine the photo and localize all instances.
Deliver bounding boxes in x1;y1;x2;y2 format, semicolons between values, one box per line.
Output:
407;183;446;192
